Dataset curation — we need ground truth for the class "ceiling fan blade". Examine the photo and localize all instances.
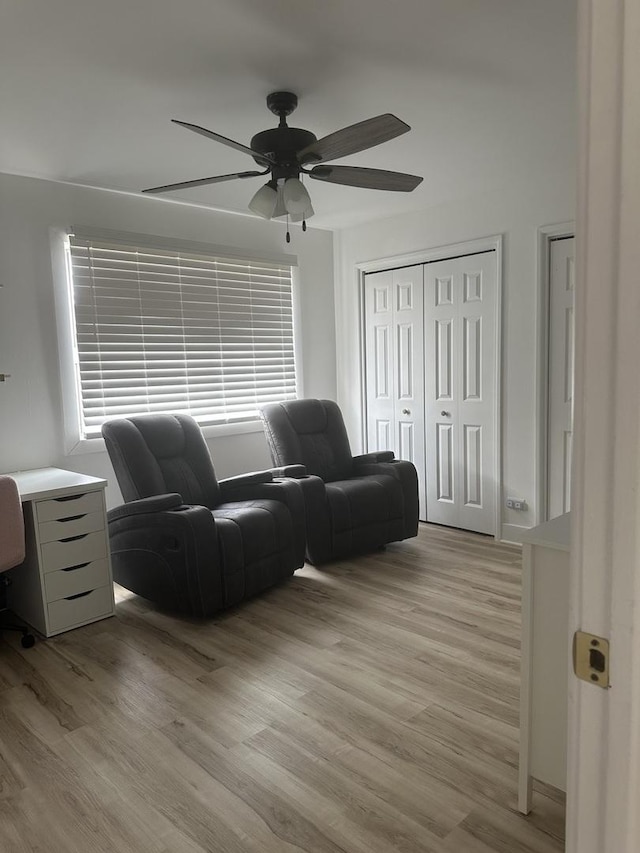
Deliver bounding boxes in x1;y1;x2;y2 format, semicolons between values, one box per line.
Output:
298;114;410;165
171;119;274;165
307;165;423;192
142;170;268;194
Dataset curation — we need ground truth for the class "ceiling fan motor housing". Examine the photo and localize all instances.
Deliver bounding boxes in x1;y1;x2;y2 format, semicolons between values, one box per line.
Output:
250;127;318;176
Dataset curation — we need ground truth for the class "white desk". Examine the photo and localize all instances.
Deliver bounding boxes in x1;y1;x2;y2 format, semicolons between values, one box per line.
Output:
518;512;570;813
4;467;115;637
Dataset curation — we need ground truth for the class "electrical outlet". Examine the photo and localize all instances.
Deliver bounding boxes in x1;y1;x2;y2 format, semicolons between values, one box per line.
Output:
506;497;528;511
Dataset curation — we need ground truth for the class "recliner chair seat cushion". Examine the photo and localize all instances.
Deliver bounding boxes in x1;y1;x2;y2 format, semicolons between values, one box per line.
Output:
213;499;292;567
325;475;404;532
212;499;295;606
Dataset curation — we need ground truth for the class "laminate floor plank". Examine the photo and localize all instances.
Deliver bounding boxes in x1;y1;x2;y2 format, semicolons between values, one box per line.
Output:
244;724;449;848
162;715;358;853
200;620;429;721
258;582;522;674
0;522;564;852
290;682;520;811
278;570;521;648
64;718;262;853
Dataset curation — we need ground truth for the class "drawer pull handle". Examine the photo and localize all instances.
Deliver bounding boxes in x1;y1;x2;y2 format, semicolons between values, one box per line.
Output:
65;590;93;601
58;514;86;523
54;493;87;502
59;533;89;543
62;562;91;573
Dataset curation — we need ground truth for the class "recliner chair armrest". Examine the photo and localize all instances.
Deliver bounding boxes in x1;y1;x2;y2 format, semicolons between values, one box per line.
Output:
353;451;396;466
218;471;273;496
106;501;223;617
354;460;408;478
107;493;184;522
353;459;419;540
267;464;308;478
287;474;332;565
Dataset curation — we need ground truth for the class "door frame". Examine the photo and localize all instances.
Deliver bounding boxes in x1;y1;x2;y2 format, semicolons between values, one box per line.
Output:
356;234;503;539
535;222;575;525
567;0;640;850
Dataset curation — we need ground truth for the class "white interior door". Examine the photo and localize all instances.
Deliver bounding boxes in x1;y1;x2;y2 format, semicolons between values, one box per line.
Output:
364;266;426;517
548;236;575;519
424;252;497;534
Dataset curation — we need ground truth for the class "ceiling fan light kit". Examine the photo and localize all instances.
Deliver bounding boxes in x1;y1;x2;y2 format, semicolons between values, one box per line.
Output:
143;91;423;239
248;176;313;222
289;203;314;224
282;177;311;215
247;182;279;219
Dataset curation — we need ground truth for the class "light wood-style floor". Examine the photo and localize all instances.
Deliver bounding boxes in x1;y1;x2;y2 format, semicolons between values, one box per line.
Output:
0;524;565;853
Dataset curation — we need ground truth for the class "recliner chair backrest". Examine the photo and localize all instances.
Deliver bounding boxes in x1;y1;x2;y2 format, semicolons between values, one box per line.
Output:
102;414;221;507
260;399;353;482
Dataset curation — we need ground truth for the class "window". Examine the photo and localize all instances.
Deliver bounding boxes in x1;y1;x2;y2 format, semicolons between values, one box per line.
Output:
65;233;297;439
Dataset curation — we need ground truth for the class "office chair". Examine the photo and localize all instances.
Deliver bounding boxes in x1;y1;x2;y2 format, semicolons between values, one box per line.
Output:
0;475;35;648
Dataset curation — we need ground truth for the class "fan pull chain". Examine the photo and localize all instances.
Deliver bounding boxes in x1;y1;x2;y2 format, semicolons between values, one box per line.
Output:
301;174;307;232
286;214;291;244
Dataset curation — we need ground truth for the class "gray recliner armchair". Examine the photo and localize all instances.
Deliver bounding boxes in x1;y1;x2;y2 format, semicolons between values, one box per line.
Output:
102;414;306;617
259;399;419;564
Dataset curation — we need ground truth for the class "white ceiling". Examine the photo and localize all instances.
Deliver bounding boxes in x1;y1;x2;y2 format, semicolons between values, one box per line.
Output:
0;0;576;229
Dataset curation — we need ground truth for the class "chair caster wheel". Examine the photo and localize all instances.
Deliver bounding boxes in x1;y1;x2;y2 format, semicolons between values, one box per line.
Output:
21;634;35;649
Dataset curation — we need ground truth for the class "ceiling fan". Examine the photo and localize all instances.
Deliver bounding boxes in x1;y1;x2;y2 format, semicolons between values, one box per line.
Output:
142;91;423;239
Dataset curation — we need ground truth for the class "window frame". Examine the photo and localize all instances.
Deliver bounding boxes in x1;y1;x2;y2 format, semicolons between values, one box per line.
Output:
51;226;302;454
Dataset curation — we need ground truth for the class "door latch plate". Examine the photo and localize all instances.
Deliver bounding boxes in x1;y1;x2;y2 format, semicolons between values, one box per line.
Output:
573;631;610;688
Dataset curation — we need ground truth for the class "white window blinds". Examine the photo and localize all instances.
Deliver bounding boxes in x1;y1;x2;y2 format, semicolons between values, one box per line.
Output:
67;235;297;437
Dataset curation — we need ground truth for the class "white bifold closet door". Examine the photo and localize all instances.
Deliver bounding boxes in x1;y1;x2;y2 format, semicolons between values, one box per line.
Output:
424;252;497;534
364;266;427;517
547;236;575;519
364;252;496;533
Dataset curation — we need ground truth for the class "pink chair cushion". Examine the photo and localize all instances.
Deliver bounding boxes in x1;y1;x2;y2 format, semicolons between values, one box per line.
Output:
0;475;25;572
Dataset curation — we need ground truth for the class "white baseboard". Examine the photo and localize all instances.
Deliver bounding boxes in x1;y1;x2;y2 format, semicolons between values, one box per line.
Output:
500;523;530;545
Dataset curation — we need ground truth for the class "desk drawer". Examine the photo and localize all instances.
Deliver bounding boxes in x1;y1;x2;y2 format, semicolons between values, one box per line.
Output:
39;511;105;544
40;530;107;573
36;491;103;523
47;584;114;634
44;558;111;603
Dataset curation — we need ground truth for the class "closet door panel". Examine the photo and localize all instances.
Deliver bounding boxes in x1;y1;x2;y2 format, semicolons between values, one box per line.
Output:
393;267;425;516
425;253;496;534
364;266;426;518
425;263;458;527
457;253;495;533
364;271;396;457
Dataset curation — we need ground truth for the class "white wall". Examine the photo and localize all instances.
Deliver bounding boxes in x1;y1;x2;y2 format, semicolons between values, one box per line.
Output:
334;178;575;540
0;172;335;507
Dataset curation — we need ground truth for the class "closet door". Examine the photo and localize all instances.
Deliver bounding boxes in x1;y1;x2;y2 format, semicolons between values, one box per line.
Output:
364;266;426;517
424;252;496;534
547;236;575;519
